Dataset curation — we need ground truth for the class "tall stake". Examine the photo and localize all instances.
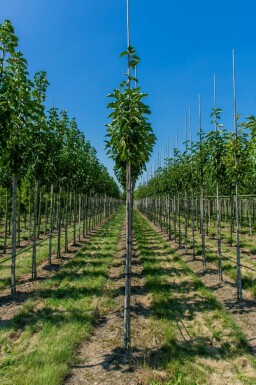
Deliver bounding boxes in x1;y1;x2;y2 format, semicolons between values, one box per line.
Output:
199;95;206;270
48;183;54;265
32;180;38;279
124;161;132;350
124;0;132;351
184;115;188;251
57;186;62;258
214;74;223;281
233;49;242;301
65;191;69;252
4;189;8;254
11;175;17;294
73;194;77;245
17;186;21;247
189;107;195;259
127;0;130;50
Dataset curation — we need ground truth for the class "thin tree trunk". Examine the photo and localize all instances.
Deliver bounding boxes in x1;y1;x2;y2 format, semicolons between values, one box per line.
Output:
200;187;206;270
168;194;171;240
178;194;181;248
44;193;49;235
230;196;233;246
124;161;132;351
88;195;91;232
48;184;54;265
37;188;42;238
85;194;89;235
69;192;72;224
235;184;242;300
103;195;106;220
82;195;86;238
249;199;252;237
17;186;21;247
11;175;17;295
191;190;196;260
184;191;188;251
206;197;209;237
93;195;96;228
32;180;38;279
216;183;223;281
78;194;81;242
196;198;199;231
173;196;177;242
224;198;227;228
57;187;62;258
73;193;77;245
24;205;27;230
3;189;8;254
53;193;56;230
159;196;163;230
253;199;255;229
65;191;69;252
240;200;243;231
8;212;11;236
28;191;32;243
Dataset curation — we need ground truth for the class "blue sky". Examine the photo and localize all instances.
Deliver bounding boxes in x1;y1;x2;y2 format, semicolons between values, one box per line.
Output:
1;0;256;185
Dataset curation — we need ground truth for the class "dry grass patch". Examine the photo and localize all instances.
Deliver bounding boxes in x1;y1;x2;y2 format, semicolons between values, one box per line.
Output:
133;210;256;385
0;208;125;385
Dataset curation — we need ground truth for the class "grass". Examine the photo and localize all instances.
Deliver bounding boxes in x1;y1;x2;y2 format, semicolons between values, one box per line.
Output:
0;207;124;385
155;212;256;298
133;210;256;385
150;373;197;385
0;216;102;290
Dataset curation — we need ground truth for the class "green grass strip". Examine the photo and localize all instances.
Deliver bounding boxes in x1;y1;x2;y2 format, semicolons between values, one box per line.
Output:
133;210;256;385
0;207;124;385
0;221;95;290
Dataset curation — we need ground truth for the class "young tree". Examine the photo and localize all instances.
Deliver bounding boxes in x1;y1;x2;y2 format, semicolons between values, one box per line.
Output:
106;44;156;350
0;20;34;294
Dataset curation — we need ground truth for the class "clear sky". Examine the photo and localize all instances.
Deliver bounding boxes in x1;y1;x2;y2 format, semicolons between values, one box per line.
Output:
1;0;256;185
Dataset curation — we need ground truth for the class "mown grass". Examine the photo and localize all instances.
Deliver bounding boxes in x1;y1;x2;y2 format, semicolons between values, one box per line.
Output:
156;212;256;298
134;210;256;385
0;207;124;385
0;219;98;290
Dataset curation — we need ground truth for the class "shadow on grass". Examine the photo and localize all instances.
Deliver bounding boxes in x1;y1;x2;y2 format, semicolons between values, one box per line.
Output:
0;213;123;335
0;291;31;310
0;255;110;329
222;297;256;322
81;330;246;378
43;263;62;272
0;276;11;288
1;302;95;333
146;279;222;322
124;213;251;372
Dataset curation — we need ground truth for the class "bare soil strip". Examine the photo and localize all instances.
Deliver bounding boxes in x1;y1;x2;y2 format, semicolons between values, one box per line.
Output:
141;212;256;355
64;223;152;385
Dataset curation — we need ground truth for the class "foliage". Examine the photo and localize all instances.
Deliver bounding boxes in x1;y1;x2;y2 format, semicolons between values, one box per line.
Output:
105;46;156;188
136;110;256;198
0;19;120;198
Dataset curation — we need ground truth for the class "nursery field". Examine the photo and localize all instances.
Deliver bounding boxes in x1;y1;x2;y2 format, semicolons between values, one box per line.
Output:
1;207;256;385
2;5;256;384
